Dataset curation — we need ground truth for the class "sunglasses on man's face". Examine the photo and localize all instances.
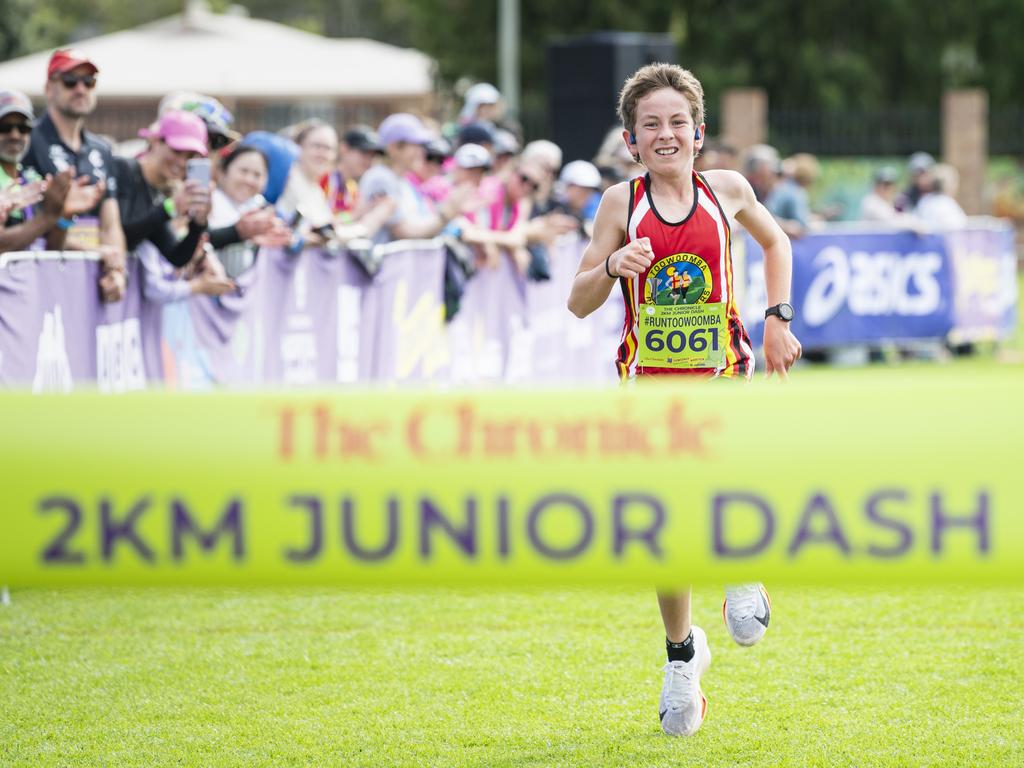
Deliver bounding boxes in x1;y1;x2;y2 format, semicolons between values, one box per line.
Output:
0;122;32;136
518;173;540;191
57;74;97;90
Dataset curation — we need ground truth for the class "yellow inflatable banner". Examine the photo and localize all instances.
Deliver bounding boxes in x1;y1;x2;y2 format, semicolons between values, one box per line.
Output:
1;372;1021;587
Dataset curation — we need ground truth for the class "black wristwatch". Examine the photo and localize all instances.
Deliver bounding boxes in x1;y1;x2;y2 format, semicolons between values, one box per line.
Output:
765;302;795;322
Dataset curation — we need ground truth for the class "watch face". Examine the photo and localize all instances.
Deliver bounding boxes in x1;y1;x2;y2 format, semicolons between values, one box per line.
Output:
779;302;795;321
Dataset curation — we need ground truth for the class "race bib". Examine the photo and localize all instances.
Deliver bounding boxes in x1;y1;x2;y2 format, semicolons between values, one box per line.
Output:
637;301;728;369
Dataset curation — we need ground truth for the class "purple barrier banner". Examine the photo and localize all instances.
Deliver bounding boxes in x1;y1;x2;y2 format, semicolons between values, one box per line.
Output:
0;252;151;392
446;251;525;384
440;237;622;385
523;236;621;385
363;241;448;384
259;247;370;386
153;247;371;389
175;260;262;389
11;225;1006;393
740;227;957;349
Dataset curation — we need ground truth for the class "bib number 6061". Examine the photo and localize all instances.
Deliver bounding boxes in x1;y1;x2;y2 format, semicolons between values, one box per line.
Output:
645;327;719;353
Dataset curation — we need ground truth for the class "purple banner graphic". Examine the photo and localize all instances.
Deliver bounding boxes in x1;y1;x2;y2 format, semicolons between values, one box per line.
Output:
944;224;1018;344
155;247;372;389
446;251;525;384
259;248;369;386
363;243;448;384
0;252;151;392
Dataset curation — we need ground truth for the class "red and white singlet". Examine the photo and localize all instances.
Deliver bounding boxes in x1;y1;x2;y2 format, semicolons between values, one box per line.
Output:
615;171;754;380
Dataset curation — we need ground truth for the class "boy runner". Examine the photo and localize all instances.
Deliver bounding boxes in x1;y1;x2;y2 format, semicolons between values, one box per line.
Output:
567;63;801;737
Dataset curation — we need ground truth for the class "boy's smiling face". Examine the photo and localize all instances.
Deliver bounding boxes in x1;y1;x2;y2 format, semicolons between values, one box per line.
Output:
624;87;705;171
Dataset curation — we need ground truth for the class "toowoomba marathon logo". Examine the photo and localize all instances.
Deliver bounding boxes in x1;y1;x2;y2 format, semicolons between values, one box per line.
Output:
644;253;714;306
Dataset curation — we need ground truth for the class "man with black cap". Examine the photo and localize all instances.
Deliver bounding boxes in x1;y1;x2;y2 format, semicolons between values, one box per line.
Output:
0;89;72;253
894;151;935;213
859;166;901;222
23;48;127;302
456;122;495;152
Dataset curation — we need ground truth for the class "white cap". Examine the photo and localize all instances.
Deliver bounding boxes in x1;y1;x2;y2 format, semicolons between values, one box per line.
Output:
559;160;602;189
465;82;500;106
493;128;520;157
522;140;562;174
454;143;492;170
908;151;935;174
460;83;501;121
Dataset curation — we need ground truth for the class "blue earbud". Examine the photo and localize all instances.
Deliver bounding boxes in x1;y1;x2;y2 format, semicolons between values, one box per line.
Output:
694;127;702;140
629;131;637;144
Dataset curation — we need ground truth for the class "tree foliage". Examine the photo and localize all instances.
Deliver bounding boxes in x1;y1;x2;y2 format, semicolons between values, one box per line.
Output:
2;0;1023;117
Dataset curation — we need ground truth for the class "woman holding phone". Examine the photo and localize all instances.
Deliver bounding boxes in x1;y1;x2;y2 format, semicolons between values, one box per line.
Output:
113;109;217;269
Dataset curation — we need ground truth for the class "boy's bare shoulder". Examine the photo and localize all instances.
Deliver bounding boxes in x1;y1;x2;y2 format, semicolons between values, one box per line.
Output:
701;169;751;199
701;169;756;218
591;180;632;228
599;179;632;209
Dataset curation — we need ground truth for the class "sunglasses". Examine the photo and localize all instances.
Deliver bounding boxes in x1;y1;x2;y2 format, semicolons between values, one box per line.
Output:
209;132;234;151
518;172;540;191
0;122;32;136
57;74;97;90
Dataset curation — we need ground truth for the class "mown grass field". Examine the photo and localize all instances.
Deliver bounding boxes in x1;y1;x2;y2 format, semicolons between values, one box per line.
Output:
2;585;1022;767
2;266;1020;767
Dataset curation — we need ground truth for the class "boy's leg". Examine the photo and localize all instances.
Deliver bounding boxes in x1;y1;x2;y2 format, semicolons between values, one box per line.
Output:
657;589;691;642
656;589;711;737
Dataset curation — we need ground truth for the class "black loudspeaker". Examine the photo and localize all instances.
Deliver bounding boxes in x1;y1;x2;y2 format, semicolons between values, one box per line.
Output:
547;32;676;164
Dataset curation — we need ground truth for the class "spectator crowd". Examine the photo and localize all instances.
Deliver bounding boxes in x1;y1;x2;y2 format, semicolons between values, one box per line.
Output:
0;46;979;316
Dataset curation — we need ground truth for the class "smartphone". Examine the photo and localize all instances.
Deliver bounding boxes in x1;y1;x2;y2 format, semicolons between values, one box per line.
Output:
238;194;267;214
185;158;211;186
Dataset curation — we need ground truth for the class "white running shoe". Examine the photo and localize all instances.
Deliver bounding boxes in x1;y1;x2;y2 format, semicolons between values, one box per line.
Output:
723;583;772;647
658;625;711;737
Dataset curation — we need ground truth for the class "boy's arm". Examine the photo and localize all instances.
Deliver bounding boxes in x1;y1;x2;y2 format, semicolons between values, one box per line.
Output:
708;170;802;378
567;182;651;318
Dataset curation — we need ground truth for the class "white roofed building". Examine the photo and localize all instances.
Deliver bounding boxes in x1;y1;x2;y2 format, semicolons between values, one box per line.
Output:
0;1;436;140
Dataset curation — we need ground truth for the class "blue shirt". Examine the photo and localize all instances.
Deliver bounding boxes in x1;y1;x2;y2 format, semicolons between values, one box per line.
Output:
765;179;810;227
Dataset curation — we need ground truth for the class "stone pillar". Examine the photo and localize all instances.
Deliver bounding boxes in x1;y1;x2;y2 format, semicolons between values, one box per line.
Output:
942;89;987;215
720;88;768;151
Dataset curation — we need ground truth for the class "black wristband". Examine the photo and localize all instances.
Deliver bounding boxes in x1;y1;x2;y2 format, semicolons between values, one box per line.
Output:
604;254;618;279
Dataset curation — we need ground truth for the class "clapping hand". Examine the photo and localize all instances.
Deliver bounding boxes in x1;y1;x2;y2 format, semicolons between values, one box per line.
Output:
63;176;106;217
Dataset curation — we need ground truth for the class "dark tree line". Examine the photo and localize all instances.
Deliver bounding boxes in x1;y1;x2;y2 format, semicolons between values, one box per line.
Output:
3;0;1021;116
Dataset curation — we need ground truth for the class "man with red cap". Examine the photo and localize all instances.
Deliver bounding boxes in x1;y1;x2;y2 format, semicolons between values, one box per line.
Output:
23;48;127;302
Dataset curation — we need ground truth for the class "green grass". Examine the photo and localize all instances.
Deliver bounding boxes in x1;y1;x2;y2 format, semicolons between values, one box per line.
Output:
1;281;1021;767
2;586;1022;767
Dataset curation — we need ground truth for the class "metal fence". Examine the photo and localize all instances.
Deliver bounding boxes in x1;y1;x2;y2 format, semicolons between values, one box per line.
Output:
769;107;942;157
990;107;1024;156
771;106;1024;158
